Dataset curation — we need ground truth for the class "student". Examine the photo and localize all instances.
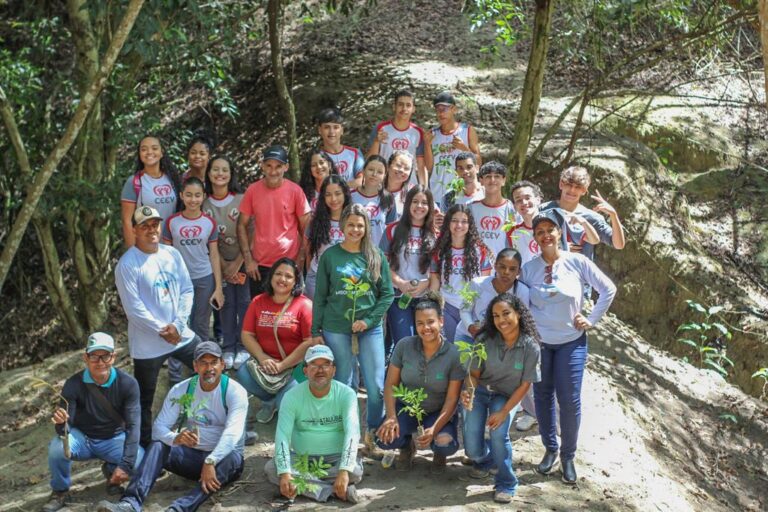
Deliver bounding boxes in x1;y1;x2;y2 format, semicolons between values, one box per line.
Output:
316;108;365;188
439;152;484;211
384;150;416;221
163;178;224;345
305;175;351;299
350;155;394;247
182;133;213;182
429;204;492;343
376;293;464;472
366;89;427;187
424;91;481;204
299;149;338;212
468;161;516;259
120;135;181;248
462;293;541;504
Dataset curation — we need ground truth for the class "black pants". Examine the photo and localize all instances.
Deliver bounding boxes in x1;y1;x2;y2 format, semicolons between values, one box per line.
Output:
248;265;273;297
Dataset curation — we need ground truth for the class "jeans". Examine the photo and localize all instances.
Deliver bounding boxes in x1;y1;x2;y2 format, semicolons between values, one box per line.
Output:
323;326;385;430
264;454;364;502
48;428;145;492
221;276;250;354
534;333;587;462
385;300;416;361
190;274;215;341
234;362;298;407
120;441;243;512
377;404;459;456
463;386;519;494
442;303;460;343
133;337;200;447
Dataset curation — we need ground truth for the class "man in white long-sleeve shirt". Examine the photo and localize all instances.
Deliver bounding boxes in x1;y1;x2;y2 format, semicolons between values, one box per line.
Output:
96;341;248;512
114;206;201;447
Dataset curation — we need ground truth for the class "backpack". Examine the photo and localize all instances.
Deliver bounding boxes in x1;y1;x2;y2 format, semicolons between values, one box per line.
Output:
177;374;230;427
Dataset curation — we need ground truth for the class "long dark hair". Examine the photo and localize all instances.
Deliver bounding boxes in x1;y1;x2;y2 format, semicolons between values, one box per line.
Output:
135;135;181;195
307;175;351;260
300;149;337;204
360;155;393;212
478;292;542;344
434;204;484;284
384;150;415;191
389;185;435;274
204;154;243;195
263;257;305;297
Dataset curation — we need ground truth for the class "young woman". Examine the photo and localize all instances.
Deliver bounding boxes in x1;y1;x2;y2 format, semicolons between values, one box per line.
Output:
120;135;181;248
236;258;315;423
183;133;213;182
350;155;393;246
384;150;415;221
376;293;464;471
462;293;541;504
299;149;338;212
429;204;492;343
203;155;249;370
522;210;616;484
379;185;435;357
304;175;351;299
311;203;395;457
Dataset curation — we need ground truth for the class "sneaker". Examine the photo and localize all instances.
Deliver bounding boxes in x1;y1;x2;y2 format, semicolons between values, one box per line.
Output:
363;429;385;460
346;484;360;504
469;467;490;479
42;491;70;512
396;438;415;470
95;500;134;512
515;413;538;432
255;402;277;424
493;491;514;503
101;463;123;496
244;430;259;446
222;352;235;370
233;351;251;370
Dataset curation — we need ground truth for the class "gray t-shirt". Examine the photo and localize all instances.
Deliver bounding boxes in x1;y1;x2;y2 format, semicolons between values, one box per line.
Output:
472;333;541;396
390;336;466;413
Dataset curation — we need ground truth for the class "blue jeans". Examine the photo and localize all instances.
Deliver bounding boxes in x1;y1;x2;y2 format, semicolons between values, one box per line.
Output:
48;428;145;492
385;300;416;361
190;274;215;341
221;276;250;354
463;386;519;494
377;404;459;457
534;333;587;462
234;362;298;407
120;441;243;512
442;303;460;343
323;326;385;430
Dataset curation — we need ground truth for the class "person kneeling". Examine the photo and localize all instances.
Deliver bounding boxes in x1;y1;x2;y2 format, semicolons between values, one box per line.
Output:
96;341;248;512
265;345;363;503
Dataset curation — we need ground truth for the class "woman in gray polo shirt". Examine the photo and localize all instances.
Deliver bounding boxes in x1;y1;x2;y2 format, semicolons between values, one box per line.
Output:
461;292;541;504
375;292;465;472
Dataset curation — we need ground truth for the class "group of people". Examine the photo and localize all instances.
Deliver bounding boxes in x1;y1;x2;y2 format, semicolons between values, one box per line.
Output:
43;89;624;512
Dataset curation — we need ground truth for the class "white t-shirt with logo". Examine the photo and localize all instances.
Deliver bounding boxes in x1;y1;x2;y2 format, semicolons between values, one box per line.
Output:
163;212;218;279
120;172;178;223
469;199;518;260
380;223;429;294
351;189;391;247
430;245;492;309
428;123;472;204
307;219;345;278
323;146;365;184
368;120;425;187
203;193;243;262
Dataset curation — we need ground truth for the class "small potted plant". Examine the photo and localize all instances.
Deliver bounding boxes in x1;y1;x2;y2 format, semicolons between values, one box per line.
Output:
455;341;487;411
292;453;332;496
392;383;429;446
171;392;209;437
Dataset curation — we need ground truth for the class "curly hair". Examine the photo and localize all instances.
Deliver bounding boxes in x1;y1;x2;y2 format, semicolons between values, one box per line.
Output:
134;135;182;198
307;175;351;261
433;204;484;284
478;292;542;344
299;149;337;204
389;185;435;275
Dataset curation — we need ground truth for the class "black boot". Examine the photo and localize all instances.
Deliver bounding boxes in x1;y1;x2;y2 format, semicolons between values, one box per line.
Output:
561;459;577;485
536;450;559;475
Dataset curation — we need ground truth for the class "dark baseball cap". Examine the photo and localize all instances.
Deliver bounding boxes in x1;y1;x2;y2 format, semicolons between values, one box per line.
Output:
433;91;456;106
194;340;222;360
531;209;564;231
263;145;289;164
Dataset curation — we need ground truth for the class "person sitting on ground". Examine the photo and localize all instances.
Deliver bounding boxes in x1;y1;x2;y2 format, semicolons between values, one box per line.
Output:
265;345;364;504
43;333;143;512
376;292;465;472
96;341;248;512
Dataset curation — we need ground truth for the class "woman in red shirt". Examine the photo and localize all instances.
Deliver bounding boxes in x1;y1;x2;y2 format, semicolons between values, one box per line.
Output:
235;257;315;423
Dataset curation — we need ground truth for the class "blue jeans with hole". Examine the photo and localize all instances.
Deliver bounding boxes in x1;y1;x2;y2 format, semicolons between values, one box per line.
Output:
463;386;519;494
377;404;459;457
534;333;587;462
323;325;385;430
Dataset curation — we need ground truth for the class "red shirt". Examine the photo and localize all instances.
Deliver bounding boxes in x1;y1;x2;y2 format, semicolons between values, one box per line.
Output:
242;294;313;360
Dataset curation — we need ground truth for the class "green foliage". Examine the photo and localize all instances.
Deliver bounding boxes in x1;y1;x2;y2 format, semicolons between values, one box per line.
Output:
464;0;526;55
342;277;370;324
447;174;465;196
456;340;487;369
676;300;733;378
292;453;332;495
458;282;480;310
752;368;768;400
171;392;209;430
392;383;428;427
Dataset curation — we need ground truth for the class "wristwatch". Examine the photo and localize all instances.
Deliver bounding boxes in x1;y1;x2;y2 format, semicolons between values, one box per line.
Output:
204;456;215;465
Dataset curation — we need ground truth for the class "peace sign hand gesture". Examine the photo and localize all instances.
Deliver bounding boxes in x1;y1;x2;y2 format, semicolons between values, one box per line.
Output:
590;190;617;217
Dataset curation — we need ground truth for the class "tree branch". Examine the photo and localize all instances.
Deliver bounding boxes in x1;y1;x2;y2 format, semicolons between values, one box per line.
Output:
0;86;33;176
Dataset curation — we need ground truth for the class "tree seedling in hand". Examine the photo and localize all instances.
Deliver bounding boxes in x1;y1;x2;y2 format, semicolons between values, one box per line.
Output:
292;453;332;496
456;341;487;411
458;282;480;311
30;377;71;458
171;392;209;436
342;275;370;355
392;383;428;444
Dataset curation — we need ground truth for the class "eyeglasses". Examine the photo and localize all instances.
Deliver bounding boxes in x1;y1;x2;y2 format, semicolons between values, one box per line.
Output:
307;363;333;371
86;353;113;363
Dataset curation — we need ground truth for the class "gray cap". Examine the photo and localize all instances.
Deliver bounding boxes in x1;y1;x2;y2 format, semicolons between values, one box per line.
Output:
194;340;222;360
304;345;335;364
86;332;115;353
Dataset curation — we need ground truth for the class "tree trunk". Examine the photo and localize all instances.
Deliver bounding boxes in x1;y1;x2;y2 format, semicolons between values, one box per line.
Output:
268;0;300;181
0;0;145;294
759;0;768;105
506;0;555;182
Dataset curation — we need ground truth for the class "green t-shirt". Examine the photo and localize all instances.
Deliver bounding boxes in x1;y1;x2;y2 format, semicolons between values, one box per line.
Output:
273;380;360;474
311;244;395;336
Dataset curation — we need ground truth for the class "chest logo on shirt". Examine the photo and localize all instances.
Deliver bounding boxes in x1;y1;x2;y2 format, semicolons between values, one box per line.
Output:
153;184;173;196
480;216;501;231
336;160;349;175
153;271;177;300
529;239;540;254
435;372;445;380
451;254;465;267
329;227;344;240
364;204;380;220
179;225;204;246
406;236;421;252
228;208;239;222
391;138;409;150
218;224;227;235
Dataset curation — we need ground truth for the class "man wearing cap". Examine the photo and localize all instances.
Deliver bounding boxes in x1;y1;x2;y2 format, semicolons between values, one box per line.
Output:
43;333;143;512
115;206;201;448
237;145;312;296
265;345;363;504
423;91;481;204
96;341;249;512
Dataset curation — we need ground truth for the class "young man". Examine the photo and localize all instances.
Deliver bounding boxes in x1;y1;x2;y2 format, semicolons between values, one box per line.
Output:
366;89;427;186
115;206;200;448
317;108;365;188
468;161;516;259
540;165;625;261
265;345;363;504
424;91;481;204
237;145;312;296
96;342;249;512
438;152;484;211
43;333;143;512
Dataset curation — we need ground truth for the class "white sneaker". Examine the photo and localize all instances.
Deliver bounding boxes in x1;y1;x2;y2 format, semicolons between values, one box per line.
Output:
233;351;251;370
515;413;538;432
222;352;235;370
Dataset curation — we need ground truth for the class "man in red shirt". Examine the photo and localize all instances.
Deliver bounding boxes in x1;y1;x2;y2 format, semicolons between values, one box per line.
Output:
237;146;312;296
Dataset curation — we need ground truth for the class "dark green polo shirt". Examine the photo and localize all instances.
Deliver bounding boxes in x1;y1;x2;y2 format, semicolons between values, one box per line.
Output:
473;333;541;396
